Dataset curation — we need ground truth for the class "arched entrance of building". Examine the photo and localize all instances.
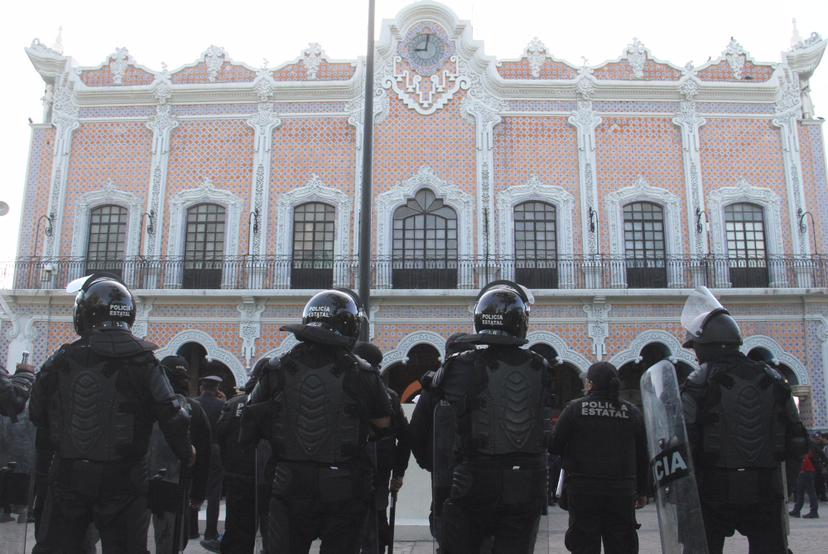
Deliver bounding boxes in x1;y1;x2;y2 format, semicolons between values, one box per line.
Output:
177;341;237;397
529;343;583;417
384;343;442;403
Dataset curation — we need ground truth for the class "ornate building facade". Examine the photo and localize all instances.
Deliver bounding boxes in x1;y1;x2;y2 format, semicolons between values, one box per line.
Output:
4;1;828;425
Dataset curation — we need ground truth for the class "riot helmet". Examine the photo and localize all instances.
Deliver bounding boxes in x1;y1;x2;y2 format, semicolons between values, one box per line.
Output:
160;355;190;395
301;290;361;339
353;341;383;368
244;356;270;393
67;273;136;335
473;281;531;342
681;286;742;348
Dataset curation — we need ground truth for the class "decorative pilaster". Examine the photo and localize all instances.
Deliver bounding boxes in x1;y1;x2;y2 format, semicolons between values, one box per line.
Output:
43;71;80;264
246;65;281;286
584;299;611;360
569;68;602;287
238;298;265;368
673;65;708;267
462;93;504;285
145;66;178;262
131;298;153;339
772;68;810;286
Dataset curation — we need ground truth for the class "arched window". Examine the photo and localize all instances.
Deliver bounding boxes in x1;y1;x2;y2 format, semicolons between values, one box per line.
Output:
85;205;128;277
183;203;226;289
291;202;335;289
514;201;558;289
392;189;458;289
623;202;666;288
724;203;768;287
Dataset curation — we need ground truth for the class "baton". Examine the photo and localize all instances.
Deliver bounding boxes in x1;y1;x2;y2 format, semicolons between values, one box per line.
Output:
171;464;189;553
387;490;398;554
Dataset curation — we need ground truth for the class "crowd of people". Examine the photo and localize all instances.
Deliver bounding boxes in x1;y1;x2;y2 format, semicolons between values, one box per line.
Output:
0;273;817;553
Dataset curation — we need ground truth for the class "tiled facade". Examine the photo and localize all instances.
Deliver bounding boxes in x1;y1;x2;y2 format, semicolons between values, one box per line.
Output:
5;2;828;427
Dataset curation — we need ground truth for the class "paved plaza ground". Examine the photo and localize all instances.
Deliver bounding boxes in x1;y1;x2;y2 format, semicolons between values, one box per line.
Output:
173;502;828;553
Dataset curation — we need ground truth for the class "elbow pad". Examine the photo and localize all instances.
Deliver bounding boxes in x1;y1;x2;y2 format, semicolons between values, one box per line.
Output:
159;407;192;462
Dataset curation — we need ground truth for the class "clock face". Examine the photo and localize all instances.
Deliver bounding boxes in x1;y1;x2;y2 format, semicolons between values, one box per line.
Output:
410;33;445;67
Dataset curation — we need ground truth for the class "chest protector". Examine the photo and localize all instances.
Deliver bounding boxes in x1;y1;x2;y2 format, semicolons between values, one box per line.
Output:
272;355;364;464
467;352;549;456
51;352;135;462
702;362;785;469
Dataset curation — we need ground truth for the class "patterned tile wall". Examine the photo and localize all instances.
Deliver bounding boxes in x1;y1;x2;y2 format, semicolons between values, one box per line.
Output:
81;64;155;87
496;59;577;80
697;60;774;82
18;127;55;258
592;60;681;81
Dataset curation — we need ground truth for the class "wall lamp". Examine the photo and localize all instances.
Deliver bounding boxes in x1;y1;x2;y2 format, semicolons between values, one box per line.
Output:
142;210;155;236
798;208;819;255
32;214;54;257
249;208;260;235
587;206;598;234
695;208;707;235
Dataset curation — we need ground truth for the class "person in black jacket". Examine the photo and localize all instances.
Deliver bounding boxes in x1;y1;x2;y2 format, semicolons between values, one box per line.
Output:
216;357;269;554
149;355;213;553
0;359;35;418
241;290;392;554
354;342;411;554
550;362;649;554
410;282;551;553
29;274;193;554
680;287;808;553
193;374;225;548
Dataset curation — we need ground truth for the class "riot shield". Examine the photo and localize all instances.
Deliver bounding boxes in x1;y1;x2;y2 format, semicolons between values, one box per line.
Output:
640;360;708;554
253;440;272;554
147;422;187;554
0;407;37;554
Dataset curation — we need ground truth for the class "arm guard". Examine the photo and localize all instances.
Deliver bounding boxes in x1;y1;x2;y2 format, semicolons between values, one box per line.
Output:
0;365;35;418
147;363;192;463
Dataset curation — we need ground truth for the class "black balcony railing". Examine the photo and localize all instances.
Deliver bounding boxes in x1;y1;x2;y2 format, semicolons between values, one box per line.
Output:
2;255;827;291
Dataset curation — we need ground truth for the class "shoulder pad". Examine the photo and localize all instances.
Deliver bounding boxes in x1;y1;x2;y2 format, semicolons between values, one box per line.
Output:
88;330;157;358
42;344;72;372
685;365;711;387
762;364;785;383
433;350;475;389
354;355;376;373
526;349;550;369
420;370;436;390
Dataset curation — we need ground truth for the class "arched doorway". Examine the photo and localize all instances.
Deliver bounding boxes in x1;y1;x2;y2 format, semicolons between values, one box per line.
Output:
384;343;442;403
530;343;583;417
177;341;237;397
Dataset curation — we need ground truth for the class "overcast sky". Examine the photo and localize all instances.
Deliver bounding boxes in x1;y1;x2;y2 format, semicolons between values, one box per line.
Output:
1;0;826;264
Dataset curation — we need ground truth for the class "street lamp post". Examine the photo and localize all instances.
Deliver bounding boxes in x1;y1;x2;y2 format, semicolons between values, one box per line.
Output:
358;0;376;341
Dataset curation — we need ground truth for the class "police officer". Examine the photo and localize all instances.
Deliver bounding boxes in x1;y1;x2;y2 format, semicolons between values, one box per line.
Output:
0;359;34;417
680;287;808;553
150;355;213;553
29;273;193;553
193;374;225;549
412;281;551;553
354;342;411;554
242;290;392;553
549;362;649;554
216;357;270;554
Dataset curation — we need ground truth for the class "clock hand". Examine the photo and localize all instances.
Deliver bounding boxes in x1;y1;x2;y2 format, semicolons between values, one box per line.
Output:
414;34;431;53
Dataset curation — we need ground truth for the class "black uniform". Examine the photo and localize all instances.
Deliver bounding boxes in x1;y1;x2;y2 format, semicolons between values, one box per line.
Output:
243;341;392;554
682;351;807;553
549;387;648;553
416;345;551;554
216;392;260;553
0;363;34;417
192;388;224;542
29;328;192;554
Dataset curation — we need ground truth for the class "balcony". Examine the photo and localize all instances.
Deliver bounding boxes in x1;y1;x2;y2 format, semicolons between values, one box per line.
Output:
3;255;827;292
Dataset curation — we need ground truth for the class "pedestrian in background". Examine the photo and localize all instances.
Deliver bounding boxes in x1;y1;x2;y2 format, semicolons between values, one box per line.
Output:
193;375;226;550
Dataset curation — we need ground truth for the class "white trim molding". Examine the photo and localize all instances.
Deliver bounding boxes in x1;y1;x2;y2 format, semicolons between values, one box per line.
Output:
741;334;809;385
376;167;474;288
497;175;576;287
608;329;697;370
165;178;243;288
260;334;301;362
383;330;447;367
525;330;591;374
273;174;353;288
69;182;143;283
605;176;684;288
155;329;247;386
707;178;786;287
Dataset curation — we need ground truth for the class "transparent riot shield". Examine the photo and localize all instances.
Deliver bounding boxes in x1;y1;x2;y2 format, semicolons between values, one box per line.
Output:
253;440;272;554
640;360;708;554
0;407;37;554
147;422;187;553
432;399;453;554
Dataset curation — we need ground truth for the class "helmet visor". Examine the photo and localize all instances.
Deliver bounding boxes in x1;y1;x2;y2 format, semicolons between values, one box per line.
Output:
681;287;727;338
66;274;94;294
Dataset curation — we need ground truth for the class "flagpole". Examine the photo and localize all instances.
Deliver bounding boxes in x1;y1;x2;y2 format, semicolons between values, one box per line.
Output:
358;0;376;341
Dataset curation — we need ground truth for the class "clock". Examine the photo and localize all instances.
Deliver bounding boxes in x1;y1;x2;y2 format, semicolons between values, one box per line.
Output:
410;33;445;67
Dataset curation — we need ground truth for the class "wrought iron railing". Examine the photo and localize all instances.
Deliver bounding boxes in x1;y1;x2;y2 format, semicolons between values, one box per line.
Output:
2;255;827;291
